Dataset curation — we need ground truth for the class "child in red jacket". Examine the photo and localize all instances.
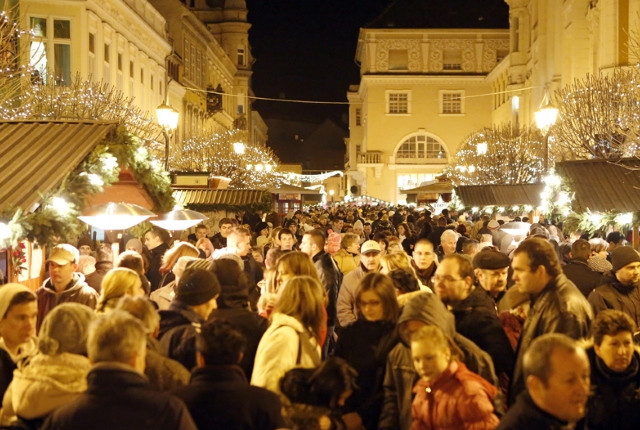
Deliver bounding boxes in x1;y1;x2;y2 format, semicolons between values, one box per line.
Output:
410;325;500;430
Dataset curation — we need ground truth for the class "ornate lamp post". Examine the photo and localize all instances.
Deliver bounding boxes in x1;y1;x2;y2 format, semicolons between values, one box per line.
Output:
156;102;179;171
535;90;559;172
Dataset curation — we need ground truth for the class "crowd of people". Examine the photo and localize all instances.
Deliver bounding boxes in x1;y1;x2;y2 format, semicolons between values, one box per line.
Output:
1;203;640;429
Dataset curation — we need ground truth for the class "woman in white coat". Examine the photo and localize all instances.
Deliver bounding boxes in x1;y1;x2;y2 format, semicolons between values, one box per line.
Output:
251;275;324;393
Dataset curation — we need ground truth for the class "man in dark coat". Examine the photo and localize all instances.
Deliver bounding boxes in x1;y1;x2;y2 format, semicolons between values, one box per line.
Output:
172;320;285;430
42;310;196;430
498;334;590;430
427;216;447;249
85;245;114;293
588;246;640;326
144;227;170;292
563;239;603;297
378;292;498;430
509;238;592;406
411;239;437;286
433;254;514;386
207;257;268;379
473;248;510;312
300;229;341;357
159;267;221;371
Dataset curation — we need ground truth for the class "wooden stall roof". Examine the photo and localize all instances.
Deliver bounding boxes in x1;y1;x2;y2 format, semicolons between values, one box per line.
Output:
557;158;640;213
456;183;544;207
173;188;265;206
402;182;454;194
269;184;322;196
0;120;117;213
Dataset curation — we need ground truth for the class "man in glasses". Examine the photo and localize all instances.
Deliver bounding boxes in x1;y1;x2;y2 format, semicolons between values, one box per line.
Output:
432;254;514;388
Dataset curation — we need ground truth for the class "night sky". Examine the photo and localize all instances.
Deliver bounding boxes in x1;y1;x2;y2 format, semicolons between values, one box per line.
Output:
245;0;510;126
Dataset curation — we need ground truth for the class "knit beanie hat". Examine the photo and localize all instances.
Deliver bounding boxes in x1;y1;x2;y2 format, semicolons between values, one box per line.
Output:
213;252;245;271
353;220;363;230
38;303;95;355
172;256;199;279
611;246;640;272
77;236;93;250
175;268;221;306
211;258;250;295
0;283;34;319
125;238;143;254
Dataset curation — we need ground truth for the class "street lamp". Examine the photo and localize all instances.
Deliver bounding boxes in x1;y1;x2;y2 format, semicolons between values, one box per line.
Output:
535;89;559;172
233;142;246;155
330;189;335;202
156;102;179;171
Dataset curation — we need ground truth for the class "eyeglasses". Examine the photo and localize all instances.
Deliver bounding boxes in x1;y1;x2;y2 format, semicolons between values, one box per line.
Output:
431;275;464;284
358;300;381;308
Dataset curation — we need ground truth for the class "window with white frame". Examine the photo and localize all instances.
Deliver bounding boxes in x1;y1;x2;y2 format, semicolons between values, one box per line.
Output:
443;49;462;70
103;43;110;85
395;134;446;162
237;93;245;114
238;46;245;66
184;38;190;81
387;91;410;114
355;108;361;126
388;50;408;70
88;32;95;78
29;17;72;85
195;51;201;87
397;173;434;191
140;67;145;107
117;52;123;91
440;91;464;114
129;60;134;98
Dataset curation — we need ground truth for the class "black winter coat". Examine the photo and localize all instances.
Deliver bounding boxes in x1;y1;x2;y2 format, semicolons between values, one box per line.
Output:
0;348;15;401
41;364;196;430
146;242;169;292
509;274;592;406
588;275;640;326
158;300;204;371
313;251;342;327
563;259;603;298
208;302;268;379
334;319;397;430
172;366;285;430
451;287;515;381
497;391;569;430
580;346;640;430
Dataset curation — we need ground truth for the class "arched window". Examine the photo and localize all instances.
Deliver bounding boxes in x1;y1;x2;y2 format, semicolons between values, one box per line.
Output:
395;133;447;162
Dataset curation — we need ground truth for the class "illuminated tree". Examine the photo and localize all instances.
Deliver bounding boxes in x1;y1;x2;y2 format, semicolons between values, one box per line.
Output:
552;67;640;160
444;123;544;185
0;5;36;105
170;129;282;189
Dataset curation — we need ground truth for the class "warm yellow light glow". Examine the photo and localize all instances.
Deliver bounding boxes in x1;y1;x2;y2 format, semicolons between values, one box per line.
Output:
156;103;179;130
233;142;245;155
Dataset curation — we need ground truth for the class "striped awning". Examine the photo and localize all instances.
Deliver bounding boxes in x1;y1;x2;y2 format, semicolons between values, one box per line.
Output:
173;188;266;206
456;183;544;207
0;120;117;212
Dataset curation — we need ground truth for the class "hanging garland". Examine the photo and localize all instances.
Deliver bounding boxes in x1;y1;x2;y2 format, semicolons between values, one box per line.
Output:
0;126;175;249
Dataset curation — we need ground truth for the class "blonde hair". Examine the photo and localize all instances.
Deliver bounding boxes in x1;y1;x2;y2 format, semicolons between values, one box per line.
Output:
381;252;413;271
160;242;199;275
97;268;142;314
410;325;462;361
275;275;325;341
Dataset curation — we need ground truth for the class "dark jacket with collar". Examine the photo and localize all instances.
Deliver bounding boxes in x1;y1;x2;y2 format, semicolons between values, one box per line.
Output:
411;259;436;286
451;287;515;381
84;260;114;293
172;365;285;430
509;274;592;406
497;391;570;430
563;259;603;298
581;346;640;430
588;274;640;326
41;363;196;430
313;250;342;327
379;292;498;430
208;299;269;379
146;242;169;292
158;301;205;371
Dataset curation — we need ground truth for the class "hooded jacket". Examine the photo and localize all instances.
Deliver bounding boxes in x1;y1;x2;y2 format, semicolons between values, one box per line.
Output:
36;273;99;332
509;274;592;406
379;292;498;430
337;265;368;327
588;274;640;325
1;352;90;424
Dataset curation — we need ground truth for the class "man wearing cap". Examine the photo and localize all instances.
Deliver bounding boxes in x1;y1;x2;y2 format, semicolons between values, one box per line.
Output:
474;248;511;313
337;239;381;327
36;244;99;332
412;239;437;286
588;246;640;326
0;283;38;400
158;266;221;371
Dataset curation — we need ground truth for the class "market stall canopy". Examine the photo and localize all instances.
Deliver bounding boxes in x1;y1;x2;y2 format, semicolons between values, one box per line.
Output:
402;182;454;194
557;158;640;213
173;188;265;206
456;183;544;207
0;120;117;213
269;184;322;196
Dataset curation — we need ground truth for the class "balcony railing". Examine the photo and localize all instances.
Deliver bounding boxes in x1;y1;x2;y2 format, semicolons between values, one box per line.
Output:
357;151;382;164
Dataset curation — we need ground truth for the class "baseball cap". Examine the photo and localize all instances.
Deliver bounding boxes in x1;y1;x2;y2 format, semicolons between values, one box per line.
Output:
46;244;80;265
361;240;381;255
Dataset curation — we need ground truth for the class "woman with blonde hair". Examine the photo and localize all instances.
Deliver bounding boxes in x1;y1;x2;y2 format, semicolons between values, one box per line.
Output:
96;268;145;314
158;242;199;287
333;233;361;276
251;276;324;393
275;251;321;292
380;252;432;296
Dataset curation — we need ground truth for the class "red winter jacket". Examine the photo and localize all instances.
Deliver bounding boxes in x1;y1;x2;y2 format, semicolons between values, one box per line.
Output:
411;361;499;430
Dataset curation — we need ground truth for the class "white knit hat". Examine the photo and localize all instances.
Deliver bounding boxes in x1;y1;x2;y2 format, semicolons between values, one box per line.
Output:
0;283;34;319
38;303;95;355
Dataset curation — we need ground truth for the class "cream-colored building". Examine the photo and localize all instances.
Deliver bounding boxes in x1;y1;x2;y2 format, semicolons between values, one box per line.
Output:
346;25;509;204
492;0;640;127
